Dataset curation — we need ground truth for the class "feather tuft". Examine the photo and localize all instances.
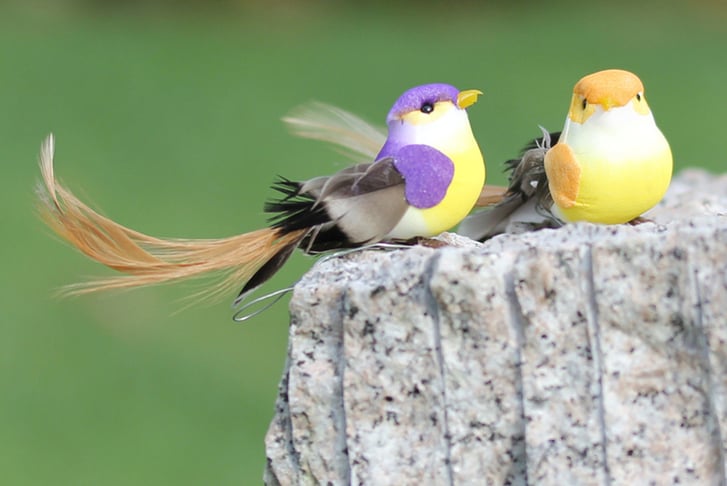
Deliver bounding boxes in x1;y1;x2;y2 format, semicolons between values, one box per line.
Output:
283;101;386;162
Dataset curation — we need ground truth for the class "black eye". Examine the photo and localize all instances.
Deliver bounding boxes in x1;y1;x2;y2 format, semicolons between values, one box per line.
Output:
581;98;587;110
420;102;434;114
636;93;642;101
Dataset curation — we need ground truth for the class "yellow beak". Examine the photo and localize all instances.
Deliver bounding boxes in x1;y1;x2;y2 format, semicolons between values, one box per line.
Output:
457;89;483;109
599;97;617;111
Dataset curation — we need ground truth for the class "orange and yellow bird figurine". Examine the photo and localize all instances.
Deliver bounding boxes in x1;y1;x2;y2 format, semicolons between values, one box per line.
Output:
459;68;673;240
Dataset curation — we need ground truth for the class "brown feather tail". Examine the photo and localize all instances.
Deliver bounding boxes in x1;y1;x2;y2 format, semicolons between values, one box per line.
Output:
475;184;508;207
35;134;307;299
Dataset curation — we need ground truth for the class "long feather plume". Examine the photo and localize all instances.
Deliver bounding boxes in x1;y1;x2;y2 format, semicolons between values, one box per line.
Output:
283;101;386;162
36;134;306;299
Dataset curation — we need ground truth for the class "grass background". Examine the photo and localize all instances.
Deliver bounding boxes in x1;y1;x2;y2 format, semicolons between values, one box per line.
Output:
1;1;725;484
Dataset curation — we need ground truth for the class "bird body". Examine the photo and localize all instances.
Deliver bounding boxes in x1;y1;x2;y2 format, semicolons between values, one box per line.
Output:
459;69;672;241
546;69;672;224
282;91;502;229
37;83;485;305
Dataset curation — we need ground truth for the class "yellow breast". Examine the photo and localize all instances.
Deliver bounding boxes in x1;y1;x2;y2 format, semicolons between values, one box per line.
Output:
419;142;485;234
560;148;672;224
387;138;485;239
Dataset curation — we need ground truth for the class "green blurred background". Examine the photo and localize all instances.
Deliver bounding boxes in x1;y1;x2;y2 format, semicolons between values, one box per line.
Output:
2;0;725;484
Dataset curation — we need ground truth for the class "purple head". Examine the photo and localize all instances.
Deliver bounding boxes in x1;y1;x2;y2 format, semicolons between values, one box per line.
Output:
385;83;461;123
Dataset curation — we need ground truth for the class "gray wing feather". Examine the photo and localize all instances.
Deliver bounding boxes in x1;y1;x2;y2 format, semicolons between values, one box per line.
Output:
300;158;409;246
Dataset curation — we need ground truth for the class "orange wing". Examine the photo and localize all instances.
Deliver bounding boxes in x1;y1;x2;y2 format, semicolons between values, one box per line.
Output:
543;143;581;209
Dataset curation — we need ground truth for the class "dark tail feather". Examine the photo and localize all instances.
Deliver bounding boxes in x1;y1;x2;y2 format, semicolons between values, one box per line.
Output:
458;193;531;240
234;231;307;305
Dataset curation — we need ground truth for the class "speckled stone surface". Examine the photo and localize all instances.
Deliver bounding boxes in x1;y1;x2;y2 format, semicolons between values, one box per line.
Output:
264;170;727;485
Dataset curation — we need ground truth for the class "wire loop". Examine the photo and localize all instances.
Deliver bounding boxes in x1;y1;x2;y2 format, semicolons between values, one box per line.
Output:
232;286;295;323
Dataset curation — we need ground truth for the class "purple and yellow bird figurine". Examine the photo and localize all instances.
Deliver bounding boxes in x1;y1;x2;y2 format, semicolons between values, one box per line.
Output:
37;83;486;309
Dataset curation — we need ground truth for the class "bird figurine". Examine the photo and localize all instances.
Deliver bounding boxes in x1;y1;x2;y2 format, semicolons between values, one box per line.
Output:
37;83;486;311
459;68;673;241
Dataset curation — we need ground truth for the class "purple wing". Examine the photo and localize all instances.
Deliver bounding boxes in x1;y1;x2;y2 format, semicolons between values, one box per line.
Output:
393;144;454;209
